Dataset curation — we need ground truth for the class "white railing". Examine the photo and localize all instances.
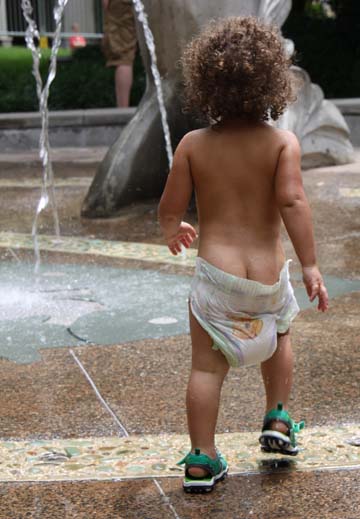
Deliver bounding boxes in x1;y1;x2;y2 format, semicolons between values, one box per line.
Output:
0;30;103;39
0;0;103;43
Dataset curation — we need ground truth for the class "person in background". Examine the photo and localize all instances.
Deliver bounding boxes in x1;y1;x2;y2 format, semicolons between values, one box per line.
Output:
102;0;137;107
69;23;86;50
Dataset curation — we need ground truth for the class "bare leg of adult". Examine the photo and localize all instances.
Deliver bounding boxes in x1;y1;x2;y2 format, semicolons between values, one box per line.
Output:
186;307;229;477
261;332;293;434
115;64;133;107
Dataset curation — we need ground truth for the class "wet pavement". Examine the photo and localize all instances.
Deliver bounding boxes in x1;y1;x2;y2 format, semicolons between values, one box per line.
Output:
0;147;359;518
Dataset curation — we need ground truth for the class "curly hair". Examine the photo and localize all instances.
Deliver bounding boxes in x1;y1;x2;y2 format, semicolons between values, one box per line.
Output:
181;17;296;124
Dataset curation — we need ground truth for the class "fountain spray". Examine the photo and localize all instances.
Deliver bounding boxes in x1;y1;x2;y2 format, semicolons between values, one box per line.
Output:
132;1;189;259
131;0;173;169
21;0;69;271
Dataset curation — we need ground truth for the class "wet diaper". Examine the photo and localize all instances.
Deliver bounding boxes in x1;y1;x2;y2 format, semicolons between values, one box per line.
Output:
189;258;300;367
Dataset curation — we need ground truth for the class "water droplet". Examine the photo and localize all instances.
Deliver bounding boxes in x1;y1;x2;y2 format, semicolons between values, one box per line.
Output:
346;437;360;447
148;317;178;325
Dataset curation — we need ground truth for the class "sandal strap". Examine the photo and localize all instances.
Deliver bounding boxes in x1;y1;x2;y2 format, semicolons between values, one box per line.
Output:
293;420;305;433
262;403;305;432
262;403;292;432
262;403;305;447
177;448;222;476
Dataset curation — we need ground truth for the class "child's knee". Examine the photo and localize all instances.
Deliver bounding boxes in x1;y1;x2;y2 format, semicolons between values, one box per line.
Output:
191;353;230;378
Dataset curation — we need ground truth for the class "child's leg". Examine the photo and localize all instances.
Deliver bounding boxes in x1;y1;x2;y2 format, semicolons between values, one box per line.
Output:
261;331;293;433
186;307;229;476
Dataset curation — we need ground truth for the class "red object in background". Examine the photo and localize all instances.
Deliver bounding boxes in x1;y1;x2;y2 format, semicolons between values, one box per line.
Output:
69;35;86;50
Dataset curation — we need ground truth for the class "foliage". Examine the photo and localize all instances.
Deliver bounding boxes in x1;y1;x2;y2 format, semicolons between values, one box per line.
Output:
0;47;68;112
329;0;360;17
293;0;360;19
283;7;360;98
1;3;359;114
305;2;327;18
292;0;307;13
0;44;146;113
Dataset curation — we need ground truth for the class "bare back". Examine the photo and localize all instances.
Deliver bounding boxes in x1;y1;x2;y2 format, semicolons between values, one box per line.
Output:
188;122;287;284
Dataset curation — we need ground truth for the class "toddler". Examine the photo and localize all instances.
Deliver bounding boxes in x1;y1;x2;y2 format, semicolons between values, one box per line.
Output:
158;16;328;493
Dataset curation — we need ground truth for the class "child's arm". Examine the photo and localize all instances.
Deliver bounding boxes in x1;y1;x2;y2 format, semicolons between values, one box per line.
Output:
275;132;328;311
158;135;197;255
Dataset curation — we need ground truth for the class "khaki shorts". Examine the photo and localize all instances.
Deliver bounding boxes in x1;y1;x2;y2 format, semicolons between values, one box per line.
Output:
102;0;137;66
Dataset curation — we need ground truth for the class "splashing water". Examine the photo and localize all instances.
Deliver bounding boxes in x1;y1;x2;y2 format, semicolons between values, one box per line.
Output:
132;0;173;168
21;0;69;270
131;1;187;257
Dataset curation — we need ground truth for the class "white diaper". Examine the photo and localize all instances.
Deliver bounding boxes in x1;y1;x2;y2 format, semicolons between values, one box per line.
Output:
189;258;300;367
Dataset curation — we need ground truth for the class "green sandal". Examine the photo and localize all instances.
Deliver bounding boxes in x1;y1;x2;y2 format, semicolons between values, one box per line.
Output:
259;403;305;456
177;448;228;493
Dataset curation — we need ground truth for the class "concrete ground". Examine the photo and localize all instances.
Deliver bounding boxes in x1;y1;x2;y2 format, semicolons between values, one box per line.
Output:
0;147;359;518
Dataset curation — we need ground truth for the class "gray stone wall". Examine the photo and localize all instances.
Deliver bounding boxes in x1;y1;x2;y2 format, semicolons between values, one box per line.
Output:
0;104;358;151
0;108;135;151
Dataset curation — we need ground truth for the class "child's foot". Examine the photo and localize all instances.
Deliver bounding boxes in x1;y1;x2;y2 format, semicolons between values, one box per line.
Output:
187;465;209;478
177;448;228;493
259;402;305;456
185;447;217;478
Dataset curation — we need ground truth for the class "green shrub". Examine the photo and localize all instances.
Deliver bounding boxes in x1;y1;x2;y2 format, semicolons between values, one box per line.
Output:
1;13;359;113
0;44;146;113
283;13;360;98
0;47;39;112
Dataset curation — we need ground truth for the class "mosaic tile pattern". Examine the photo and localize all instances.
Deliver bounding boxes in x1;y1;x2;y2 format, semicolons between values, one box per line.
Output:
0;232;196;267
338;188;360;198
0;178;92;188
0;426;359;482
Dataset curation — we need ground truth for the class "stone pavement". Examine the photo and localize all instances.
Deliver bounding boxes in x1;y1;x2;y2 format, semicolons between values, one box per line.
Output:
0;148;359;518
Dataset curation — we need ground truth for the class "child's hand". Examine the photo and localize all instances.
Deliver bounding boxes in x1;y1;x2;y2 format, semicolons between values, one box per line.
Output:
166;222;197;255
302;265;329;312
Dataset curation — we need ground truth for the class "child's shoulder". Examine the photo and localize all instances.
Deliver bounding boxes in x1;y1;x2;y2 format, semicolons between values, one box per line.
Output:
177;126;300;153
260;126;300;158
272;127;300;148
181;128;210;143
175;128;210;153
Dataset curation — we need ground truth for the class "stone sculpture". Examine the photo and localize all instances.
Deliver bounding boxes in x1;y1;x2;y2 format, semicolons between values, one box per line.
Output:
82;0;353;217
277;66;353;168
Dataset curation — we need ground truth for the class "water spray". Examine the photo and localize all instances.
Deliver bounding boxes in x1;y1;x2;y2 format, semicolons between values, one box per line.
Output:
21;0;69;271
131;1;188;258
131;0;173;169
